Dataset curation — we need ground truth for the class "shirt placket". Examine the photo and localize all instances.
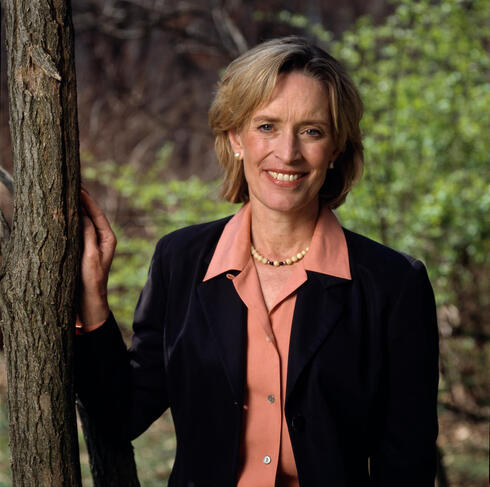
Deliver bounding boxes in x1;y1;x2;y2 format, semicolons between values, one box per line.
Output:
233;261;284;487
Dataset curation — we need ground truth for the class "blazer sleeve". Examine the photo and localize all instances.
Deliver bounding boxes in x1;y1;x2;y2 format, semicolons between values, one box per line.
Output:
370;260;439;486
75;238;169;441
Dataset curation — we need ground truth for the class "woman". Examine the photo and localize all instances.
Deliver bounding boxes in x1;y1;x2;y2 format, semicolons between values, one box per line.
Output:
76;37;439;486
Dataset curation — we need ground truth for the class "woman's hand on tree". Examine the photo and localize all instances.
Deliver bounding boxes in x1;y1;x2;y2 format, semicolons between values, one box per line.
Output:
79;187;117;330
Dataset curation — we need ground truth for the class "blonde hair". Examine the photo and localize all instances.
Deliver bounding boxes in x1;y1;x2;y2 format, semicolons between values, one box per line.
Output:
208;36;364;208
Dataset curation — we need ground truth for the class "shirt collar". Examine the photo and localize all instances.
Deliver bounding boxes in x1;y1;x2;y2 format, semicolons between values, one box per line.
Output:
203;203;252;281
302;203;351;280
203;201;351;282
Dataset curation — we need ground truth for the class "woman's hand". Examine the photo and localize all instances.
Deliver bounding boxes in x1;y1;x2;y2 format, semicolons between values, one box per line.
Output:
79;187;117;330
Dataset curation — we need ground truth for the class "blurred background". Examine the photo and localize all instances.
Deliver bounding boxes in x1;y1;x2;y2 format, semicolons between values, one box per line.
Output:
0;0;488;485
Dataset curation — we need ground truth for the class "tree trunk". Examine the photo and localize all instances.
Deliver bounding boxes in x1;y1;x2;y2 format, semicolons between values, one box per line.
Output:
77;402;141;486
0;166;13;351
1;1;141;485
0;0;82;484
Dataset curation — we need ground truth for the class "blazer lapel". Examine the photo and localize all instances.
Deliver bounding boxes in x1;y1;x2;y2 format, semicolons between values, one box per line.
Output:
197;274;246;405
286;271;351;403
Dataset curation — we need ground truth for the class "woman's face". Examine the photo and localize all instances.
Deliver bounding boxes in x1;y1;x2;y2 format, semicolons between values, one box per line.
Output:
228;71;339;215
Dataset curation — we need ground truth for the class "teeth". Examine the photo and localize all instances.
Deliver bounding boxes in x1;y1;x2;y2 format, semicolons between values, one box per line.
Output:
268;171;301;181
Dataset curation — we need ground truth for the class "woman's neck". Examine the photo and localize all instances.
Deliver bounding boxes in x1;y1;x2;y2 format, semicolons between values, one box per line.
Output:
249;198;320;260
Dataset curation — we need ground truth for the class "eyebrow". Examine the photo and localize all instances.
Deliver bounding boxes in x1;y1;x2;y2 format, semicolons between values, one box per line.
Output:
251;116;281;124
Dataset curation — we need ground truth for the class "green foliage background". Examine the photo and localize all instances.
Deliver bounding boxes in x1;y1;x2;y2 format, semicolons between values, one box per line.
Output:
79;0;489;485
332;0;489;308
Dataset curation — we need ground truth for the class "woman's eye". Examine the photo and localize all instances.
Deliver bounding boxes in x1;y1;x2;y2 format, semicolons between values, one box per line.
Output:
258;123;273;132
304;128;322;137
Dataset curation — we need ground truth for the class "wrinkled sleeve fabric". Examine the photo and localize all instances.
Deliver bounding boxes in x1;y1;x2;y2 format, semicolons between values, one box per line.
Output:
75;239;169;441
370;260;439;486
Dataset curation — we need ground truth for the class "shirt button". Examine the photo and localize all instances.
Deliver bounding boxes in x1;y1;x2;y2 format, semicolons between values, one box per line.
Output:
263;455;271;465
267;394;275;404
265;336;271;342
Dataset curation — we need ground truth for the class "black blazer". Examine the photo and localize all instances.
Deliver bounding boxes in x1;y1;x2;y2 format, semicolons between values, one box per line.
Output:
75;215;439;487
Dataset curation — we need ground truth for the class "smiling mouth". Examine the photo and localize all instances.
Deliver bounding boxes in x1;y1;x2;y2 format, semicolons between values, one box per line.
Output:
267;171;305;182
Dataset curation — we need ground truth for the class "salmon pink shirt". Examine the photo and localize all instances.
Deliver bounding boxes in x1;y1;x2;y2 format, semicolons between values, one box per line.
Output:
203;202;351;487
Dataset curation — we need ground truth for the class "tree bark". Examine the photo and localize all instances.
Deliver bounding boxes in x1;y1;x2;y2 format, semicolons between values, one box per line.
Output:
77;402;141;486
0;166;13;351
1;1;141;485
0;0;82;484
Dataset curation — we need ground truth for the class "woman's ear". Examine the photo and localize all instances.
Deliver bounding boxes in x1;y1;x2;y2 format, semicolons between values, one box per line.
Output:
227;129;242;155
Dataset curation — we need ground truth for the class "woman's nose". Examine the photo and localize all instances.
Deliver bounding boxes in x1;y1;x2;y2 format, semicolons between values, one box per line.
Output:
274;130;301;163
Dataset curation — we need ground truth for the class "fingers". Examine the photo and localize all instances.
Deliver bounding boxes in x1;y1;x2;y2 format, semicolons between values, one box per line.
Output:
80;188;117;268
81;188;111;233
81;211;100;259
